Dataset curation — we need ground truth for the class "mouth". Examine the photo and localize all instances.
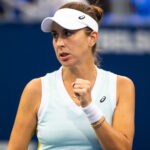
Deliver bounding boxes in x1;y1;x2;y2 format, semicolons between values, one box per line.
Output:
60;52;69;57
59;52;70;60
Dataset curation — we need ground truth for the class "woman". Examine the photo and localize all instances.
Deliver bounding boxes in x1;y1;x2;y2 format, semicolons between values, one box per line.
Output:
7;2;135;150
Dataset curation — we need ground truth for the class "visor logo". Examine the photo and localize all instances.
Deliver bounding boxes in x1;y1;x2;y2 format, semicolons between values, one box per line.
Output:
79;15;85;20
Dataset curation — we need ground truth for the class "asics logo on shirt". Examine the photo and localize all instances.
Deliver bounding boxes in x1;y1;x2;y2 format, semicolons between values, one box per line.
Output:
100;96;106;103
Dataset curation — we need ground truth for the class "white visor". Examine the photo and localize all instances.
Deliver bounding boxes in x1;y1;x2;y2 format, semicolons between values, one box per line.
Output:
41;8;98;32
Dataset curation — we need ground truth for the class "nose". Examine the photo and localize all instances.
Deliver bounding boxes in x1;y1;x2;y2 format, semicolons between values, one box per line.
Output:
56;35;65;47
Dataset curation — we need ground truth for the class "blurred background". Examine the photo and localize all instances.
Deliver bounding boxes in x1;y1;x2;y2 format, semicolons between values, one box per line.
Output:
0;0;150;149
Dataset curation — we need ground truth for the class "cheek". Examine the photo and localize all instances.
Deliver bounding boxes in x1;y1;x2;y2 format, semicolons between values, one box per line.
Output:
68;37;89;54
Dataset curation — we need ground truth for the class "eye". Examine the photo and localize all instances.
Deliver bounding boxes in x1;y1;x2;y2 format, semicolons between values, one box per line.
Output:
51;31;58;38
64;29;73;37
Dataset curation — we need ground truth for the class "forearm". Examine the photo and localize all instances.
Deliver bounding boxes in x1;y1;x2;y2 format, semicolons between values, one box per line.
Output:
93;119;132;150
82;102;132;150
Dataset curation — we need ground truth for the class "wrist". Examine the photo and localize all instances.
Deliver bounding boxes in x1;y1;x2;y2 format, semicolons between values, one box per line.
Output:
82;102;104;124
91;116;105;129
81;100;92;108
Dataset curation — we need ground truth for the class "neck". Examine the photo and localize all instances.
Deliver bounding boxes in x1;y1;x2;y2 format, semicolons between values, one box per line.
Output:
62;60;97;84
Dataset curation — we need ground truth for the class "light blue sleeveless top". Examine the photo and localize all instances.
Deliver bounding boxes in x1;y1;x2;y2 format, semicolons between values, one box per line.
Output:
37;67;117;150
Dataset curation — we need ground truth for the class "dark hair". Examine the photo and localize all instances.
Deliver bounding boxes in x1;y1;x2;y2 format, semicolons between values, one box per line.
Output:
60;2;103;67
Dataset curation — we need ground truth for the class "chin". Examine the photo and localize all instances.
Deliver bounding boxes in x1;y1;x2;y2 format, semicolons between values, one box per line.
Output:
60;60;78;68
61;63;74;68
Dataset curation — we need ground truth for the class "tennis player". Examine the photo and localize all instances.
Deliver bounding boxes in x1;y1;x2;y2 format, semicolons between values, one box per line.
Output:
7;2;135;150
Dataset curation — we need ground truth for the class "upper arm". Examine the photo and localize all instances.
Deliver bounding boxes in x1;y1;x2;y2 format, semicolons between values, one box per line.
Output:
112;75;135;145
7;78;41;150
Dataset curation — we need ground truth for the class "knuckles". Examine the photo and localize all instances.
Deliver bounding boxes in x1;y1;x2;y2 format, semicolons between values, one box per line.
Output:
73;79;91;89
72;79;91;96
72;79;92;106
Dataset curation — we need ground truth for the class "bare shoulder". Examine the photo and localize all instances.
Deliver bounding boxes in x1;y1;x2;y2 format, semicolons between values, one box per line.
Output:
117;75;135;104
117;75;135;92
24;78;41;95
117;75;134;86
20;78;42;114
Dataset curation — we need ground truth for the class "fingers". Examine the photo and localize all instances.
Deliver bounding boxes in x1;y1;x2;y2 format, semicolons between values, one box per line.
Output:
72;78;92;106
72;78;91;90
73;88;89;97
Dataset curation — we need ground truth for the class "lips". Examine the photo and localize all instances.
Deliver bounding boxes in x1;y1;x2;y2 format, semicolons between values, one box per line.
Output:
59;52;70;60
60;52;69;57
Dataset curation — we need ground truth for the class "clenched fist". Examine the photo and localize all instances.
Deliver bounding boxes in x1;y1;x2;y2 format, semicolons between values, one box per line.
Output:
72;78;92;107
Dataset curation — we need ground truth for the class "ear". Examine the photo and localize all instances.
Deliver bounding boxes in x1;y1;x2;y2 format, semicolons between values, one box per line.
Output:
88;31;98;47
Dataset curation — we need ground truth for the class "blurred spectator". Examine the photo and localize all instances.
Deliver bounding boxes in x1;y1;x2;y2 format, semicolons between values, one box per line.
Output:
0;0;35;21
110;0;133;14
0;1;5;18
0;1;12;21
19;0;88;21
0;0;88;22
0;0;150;25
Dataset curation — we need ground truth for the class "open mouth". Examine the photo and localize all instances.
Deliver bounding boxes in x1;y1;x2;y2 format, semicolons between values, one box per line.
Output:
59;52;71;61
59;52;70;57
60;53;69;57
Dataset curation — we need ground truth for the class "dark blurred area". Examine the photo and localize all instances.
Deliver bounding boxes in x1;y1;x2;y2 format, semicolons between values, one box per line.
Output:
0;0;150;150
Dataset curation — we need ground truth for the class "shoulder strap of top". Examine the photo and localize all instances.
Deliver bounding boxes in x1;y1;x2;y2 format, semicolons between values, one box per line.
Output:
37;71;56;122
38;75;48;122
109;72;117;110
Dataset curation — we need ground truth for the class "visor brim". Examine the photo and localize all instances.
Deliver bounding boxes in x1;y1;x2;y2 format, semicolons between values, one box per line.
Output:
41;17;87;32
